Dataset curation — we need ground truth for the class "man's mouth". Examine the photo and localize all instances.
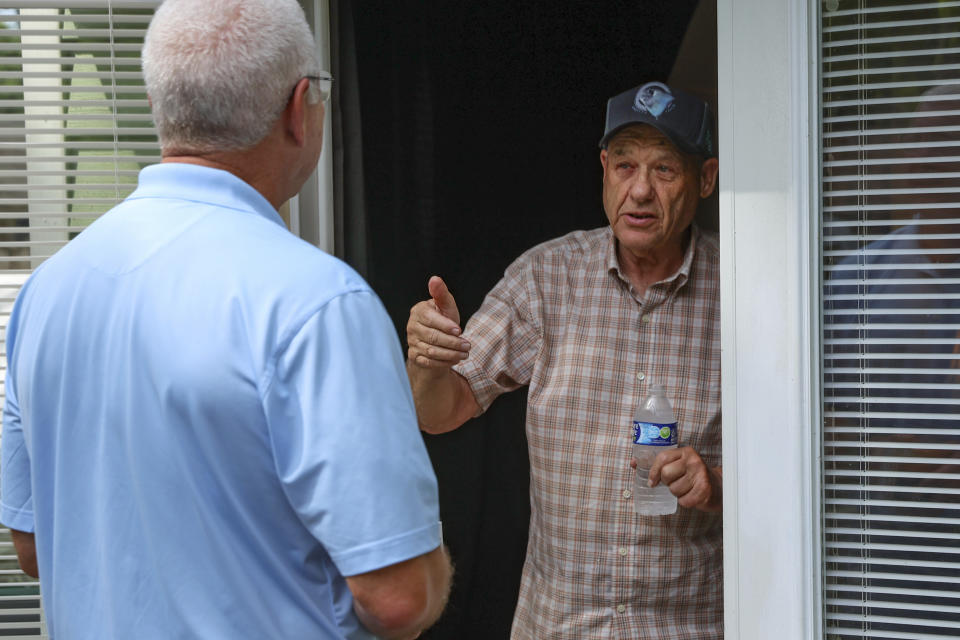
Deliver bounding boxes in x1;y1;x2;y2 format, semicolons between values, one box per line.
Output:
622;212;656;225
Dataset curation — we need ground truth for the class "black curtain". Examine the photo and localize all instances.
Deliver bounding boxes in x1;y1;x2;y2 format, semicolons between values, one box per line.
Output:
332;3;701;637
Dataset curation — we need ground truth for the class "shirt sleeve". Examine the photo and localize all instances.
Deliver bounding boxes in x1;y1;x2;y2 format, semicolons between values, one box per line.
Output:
1;312;35;533
260;289;441;578
454;254;542;412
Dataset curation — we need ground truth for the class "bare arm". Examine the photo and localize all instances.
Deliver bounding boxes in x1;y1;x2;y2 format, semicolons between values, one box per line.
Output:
346;545;453;640
9;529;37;578
406;276;480;434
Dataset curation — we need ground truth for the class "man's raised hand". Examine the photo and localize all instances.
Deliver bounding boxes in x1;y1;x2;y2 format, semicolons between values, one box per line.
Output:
406;276;471;369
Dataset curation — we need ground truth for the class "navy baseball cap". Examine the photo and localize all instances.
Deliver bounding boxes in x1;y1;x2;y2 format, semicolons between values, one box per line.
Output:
598;81;716;157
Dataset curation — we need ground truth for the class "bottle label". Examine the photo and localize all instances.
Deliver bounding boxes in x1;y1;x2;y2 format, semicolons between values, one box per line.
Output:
633;421;678;446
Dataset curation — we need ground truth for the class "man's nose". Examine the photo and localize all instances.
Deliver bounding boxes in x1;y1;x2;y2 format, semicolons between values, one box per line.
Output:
628;170;653;202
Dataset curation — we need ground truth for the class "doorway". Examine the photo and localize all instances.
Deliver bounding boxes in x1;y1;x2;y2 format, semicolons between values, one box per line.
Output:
334;2;713;636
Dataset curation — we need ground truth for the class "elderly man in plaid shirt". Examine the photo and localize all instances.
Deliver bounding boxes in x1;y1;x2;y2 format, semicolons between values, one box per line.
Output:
406;81;723;639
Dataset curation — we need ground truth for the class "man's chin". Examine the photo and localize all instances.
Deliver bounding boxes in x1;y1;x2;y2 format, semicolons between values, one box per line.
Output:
614;225;658;252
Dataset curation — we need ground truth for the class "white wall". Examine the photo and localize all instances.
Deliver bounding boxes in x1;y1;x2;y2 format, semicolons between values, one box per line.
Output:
717;0;821;637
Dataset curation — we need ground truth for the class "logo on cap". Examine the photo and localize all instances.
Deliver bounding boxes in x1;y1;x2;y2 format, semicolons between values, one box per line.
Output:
632;82;674;119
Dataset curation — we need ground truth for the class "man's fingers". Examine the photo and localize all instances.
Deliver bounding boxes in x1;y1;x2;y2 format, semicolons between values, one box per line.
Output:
427;276;460;325
672;473;713;508
412;338;470;363
424;325;471;352
647;447;683;487
406;294;471;370
658;456;691;486
409;301;463;340
412;353;467;369
406;277;469;371
655;446;717;509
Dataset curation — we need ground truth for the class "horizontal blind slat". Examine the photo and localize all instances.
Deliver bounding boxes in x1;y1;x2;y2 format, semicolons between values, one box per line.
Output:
826;555;960;570
826;567;960;583
826;527;960;539
824;1;960;18
824;172;960;181
824;15;960;34
822;218;960;228
826;469;960;481
826;540;960;554
824;628;958;640
824;483;960;496
823;309;960;318
825;497;960;509
824;45;960;63
824;425;960;435
823;324;960;331
824;513;960;524
824;339;960;347
823;453;960;463
825;597;960;615
823;109;960;124
825;30;960;48
824;412;960;422
824;155;960;167
824;612;960;630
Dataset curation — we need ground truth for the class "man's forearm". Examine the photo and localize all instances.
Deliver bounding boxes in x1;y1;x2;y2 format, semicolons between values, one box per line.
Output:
10;529;37;578
410;545;453;636
350;546;453;640
406;363;478;434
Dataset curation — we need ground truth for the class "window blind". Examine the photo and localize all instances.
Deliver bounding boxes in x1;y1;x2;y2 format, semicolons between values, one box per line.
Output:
821;1;960;639
0;2;159;637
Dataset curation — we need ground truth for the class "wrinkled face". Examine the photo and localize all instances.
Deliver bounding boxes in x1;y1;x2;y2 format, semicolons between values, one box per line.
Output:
600;124;712;262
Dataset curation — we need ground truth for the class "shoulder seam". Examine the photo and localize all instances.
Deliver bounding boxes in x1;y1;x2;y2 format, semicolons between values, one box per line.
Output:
257;286;374;399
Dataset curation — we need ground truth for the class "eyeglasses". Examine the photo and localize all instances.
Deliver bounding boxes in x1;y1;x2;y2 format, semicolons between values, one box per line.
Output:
305;72;333;103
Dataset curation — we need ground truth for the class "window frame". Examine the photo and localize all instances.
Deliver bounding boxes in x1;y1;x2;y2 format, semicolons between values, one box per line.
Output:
717;0;823;637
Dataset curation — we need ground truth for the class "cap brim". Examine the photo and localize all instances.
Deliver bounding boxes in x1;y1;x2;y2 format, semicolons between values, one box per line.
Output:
598;120;702;156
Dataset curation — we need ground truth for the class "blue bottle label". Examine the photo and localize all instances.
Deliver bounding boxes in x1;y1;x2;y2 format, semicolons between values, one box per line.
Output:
633;421;678;446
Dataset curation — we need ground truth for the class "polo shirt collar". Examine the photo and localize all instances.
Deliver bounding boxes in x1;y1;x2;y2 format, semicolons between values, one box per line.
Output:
128;162;286;229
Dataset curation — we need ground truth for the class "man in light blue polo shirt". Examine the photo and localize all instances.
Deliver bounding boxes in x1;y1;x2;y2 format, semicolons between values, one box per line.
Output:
0;1;452;638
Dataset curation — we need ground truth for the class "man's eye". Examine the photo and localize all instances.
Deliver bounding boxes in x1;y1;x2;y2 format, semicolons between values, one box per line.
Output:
656;164;677;175
617;162;633;170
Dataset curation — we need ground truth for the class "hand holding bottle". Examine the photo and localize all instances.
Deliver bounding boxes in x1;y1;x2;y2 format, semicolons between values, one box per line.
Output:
631;383;722;514
646;447;722;513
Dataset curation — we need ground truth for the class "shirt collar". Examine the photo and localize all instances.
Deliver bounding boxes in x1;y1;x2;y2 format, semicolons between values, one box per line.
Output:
604;224;701;290
128;163;285;229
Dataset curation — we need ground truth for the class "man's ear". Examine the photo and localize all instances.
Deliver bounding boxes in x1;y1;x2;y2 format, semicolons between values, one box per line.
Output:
700;157;719;198
284;77;313;147
600;148;609;173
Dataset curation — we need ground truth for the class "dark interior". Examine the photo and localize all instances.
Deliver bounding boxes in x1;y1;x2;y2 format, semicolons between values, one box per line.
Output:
334;2;705;636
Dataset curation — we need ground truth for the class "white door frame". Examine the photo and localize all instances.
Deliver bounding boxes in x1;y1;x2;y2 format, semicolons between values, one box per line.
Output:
717;0;822;636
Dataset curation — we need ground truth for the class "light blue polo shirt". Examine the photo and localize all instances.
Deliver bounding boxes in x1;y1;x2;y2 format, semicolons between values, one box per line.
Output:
0;163;441;639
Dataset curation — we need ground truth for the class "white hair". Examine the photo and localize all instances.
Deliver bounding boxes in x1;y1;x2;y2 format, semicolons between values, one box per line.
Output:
142;0;322;153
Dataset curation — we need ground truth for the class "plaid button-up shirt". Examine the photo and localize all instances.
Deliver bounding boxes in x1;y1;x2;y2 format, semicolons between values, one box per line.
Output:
454;225;723;639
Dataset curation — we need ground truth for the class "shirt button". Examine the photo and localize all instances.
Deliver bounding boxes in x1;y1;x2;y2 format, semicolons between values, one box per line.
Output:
618;547;628;556
642;314;652;324
636;372;646;381
616;604;626;614
622;489;632;499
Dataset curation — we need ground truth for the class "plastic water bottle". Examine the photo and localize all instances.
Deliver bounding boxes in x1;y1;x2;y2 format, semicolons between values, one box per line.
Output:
632;383;678;515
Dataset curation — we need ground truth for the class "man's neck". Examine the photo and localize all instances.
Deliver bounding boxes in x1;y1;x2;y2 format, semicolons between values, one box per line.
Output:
160;129;293;210
616;230;691;295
